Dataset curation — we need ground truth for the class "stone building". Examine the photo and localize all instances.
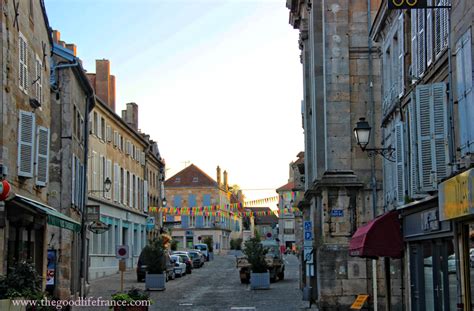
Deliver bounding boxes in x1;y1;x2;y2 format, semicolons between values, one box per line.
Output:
371;0;474;309
276;181;297;250
86;61;150;279
245;207;277;239
48;31;94;298
0;0;79;292
164;164;241;251
286;0;394;309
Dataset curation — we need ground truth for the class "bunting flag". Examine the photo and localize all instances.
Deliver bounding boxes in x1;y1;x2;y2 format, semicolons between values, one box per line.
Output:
243;195;279;207
148;205;279;218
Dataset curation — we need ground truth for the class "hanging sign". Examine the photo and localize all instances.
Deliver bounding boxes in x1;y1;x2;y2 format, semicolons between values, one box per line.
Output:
88;220;110;234
388;0;427;9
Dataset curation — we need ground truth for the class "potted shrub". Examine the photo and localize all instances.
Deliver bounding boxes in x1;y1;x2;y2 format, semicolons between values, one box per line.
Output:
142;236;167;291
111;287;152;310
204;236;214;260
170;239;178;251
243;237;270;289
0;260;45;310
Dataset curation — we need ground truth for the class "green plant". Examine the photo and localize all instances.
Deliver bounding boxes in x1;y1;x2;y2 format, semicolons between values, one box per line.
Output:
0;260;43;299
170;239;178;251
243;237;268;273
142;236;167;274
203;236;213;252
235;238;243;250
111;287;151;310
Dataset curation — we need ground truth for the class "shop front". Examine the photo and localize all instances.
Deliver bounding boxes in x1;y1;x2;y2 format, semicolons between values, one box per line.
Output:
439;168;474;310
401;196;457;311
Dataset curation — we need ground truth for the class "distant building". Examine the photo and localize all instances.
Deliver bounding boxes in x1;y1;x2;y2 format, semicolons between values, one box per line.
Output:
246;207;277;240
164;164;242;251
276;181;296;250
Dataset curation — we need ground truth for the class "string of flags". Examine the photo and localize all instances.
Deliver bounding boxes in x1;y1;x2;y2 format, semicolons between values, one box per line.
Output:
148;205;301;218
243;195;279;206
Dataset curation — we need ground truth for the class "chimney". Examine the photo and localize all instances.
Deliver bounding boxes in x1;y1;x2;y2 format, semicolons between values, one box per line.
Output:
216;166;221;186
223;170;228;191
121;102;139;130
52;30;60;44
66;43;77;56
95;59;116;111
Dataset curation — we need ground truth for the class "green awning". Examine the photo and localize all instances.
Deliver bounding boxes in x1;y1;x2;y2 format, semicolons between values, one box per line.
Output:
11;195;81;233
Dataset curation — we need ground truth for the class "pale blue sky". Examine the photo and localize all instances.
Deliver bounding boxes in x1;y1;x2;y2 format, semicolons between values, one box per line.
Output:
45;0;303;205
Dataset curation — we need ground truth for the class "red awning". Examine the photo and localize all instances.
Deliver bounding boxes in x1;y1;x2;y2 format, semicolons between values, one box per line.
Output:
349;210;403;259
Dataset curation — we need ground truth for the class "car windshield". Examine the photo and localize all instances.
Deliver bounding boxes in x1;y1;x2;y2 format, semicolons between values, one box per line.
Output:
195;245;207;251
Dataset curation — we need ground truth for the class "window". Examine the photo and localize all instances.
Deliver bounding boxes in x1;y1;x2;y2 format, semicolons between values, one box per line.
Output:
100;117;105;140
93;112;98;135
18;33;28;93
113;163;119;202
106;125;112;143
34;55;42;103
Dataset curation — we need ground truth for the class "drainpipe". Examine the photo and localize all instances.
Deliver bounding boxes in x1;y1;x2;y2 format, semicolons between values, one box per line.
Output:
367;1;379;310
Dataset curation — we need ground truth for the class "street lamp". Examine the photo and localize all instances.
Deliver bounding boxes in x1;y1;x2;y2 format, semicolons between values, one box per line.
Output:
353;118;396;162
88;177;112;194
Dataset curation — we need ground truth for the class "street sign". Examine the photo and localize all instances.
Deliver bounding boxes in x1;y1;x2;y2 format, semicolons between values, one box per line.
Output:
387;0;427;10
88;220;110;234
116;245;129;259
304;247;313;263
86;205;100;222
330;209;344;217
304;231;313;241
350;294;369;309
304;221;312;232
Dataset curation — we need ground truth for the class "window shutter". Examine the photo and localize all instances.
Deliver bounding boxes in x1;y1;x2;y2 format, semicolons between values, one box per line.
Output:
129;172;133;207
99;155;105;195
106;126;112;143
77;159;82;207
18;34;28;92
410;9;418;82
97;114;101;139
35;126;50;186
408;96;420;196
395;123;405;204
416;83;448;191
432;82;449;182
383;127;393;206
106;159;112;199
18;111;35;177
416;9;426;77
92;151;98;191
426;1;433;66
144;180;148;213
35;56;42;103
113;163;118;202
113;131;118;147
398;13;405;97
123;169;127;205
72;156;76;205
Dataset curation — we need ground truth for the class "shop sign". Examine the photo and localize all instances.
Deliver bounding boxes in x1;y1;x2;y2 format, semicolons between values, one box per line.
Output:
421;210;440;232
146;217;155;231
439;168;474;220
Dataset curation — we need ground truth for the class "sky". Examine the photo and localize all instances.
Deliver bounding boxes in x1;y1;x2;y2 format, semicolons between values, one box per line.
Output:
44;0;303;207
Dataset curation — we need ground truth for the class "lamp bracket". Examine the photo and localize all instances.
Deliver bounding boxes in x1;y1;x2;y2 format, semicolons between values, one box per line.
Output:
364;147;396;162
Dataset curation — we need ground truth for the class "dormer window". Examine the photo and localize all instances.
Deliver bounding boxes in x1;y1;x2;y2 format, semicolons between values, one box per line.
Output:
192;177;198;183
175;177;180;183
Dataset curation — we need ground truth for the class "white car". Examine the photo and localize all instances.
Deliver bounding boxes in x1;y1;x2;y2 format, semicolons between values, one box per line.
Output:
171;255;187;277
194;243;209;261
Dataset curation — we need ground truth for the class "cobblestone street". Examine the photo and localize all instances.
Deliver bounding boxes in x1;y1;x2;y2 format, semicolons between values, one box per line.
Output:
73;253;309;311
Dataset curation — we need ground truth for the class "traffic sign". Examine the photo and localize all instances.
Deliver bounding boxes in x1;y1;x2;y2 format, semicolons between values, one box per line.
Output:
304;247;313;263
330;209;344;217
304;231;313;241
304;221;312;232
116;245;129;259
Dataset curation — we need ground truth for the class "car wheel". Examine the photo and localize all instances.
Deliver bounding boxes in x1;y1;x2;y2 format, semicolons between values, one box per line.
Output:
171;271;176;280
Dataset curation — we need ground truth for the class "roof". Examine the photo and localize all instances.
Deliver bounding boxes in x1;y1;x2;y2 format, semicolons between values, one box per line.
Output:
165;164;218;188
246;207;278;225
276;181;295;192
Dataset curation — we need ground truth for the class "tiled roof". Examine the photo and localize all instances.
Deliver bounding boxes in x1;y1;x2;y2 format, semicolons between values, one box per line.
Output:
164;164;218;188
276;181;295;192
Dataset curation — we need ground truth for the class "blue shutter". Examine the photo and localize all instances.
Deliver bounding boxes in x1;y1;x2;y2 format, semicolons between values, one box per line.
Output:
189;194;196;207
196;216;203;228
395;123;405;205
456;30;473;155
181;216;189;228
203;194;211;206
408;96;420;196
173;195;182;207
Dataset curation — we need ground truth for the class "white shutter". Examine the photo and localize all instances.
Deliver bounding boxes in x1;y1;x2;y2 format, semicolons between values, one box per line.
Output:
141;152;145;166
426;0;433;66
113;163;118;202
135;176;139;209
411;10;418;82
77;158;81;206
144;180;149;213
92;151;98;191
416;83;448;191
106;126;112;143
106;159;112;199
383;127;393;205
408;96;420;196
18;111;35;177
398;13;405;97
97;114;101;139
417;9;426;77
113;131;118;147
18;33;28;92
35;126;50;186
72;156;76;205
129;173;133;207
35;56;42;103
395;123;405;205
99;155;105;195
123;169;127;205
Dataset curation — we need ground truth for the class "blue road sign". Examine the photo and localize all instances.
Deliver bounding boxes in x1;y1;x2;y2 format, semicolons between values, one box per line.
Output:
330;209;344;217
304;231;313;241
304;221;312;232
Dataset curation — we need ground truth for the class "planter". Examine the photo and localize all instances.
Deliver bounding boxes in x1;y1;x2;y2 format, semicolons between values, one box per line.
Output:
208;252;214;261
250;271;270;290
0;299;27;311
145;273;166;291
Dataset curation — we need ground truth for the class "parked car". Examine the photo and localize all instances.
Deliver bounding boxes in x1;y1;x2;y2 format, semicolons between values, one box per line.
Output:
172;252;193;274
194;243;209;261
186;250;205;268
171;255;187;277
470;248;474;268
136;249;175;282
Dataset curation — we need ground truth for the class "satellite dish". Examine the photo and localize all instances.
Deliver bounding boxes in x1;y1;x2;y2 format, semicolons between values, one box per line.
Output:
88;221;110;234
